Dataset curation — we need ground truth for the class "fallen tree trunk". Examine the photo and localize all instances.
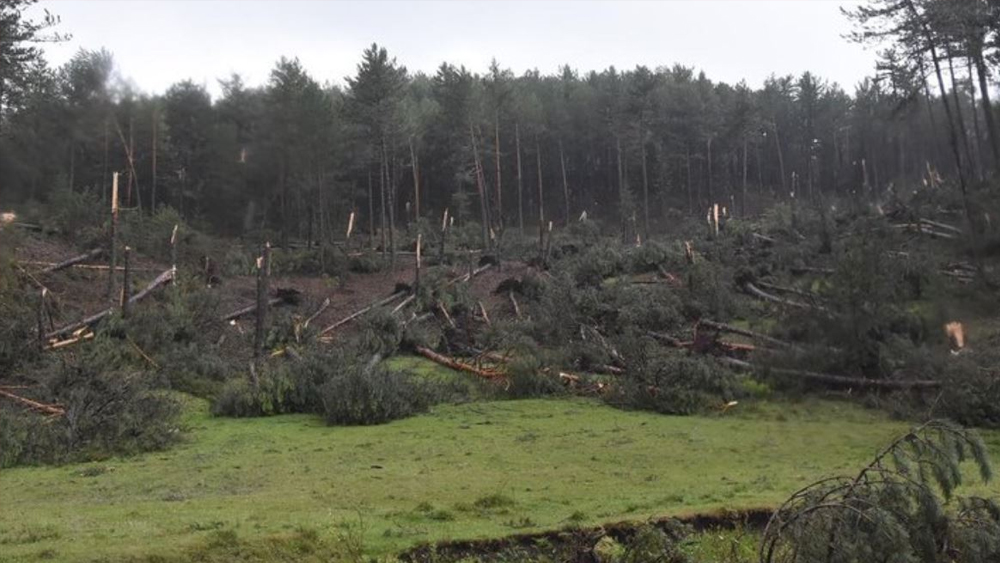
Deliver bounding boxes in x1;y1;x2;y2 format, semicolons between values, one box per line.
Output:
22;261;157;273
920;218;962;234
38;248;104;274
0;388;65;416
718;357;941;390
222;297;286;323
790;266;834;276
697;319;797;350
317;291;406;337
302;298;331;329
46;268;174;341
744;282;827;312
754;281;823;302
414;346;504;380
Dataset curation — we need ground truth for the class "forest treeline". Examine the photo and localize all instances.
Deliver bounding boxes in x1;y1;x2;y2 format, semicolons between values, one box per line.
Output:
2;0;1000;246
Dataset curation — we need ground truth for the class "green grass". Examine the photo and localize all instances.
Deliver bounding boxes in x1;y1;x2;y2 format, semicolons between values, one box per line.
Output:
2;371;999;562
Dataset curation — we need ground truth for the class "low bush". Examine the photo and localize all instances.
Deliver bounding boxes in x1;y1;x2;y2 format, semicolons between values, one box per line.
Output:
605;340;744;415
321;362;436;425
0;352;181;468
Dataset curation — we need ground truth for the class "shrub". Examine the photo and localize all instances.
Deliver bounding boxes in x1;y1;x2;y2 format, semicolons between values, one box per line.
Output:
321;363;434;425
605;342;743;415
0;354;181;468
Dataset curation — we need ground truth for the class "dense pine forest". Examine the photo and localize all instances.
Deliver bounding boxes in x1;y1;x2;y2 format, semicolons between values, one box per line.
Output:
4;1;1000;562
2;0;998;244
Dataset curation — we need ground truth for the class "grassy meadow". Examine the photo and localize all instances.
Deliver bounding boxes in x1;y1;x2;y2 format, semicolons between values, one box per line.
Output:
7;358;995;562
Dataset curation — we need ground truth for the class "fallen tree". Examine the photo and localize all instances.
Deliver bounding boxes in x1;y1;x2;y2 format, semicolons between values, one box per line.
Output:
37;248;105;274
697;319;797;350
744;282;828;312
718;357;941;390
0;388;65;416
414;346;505;380
317;291;407;337
45;268;174;341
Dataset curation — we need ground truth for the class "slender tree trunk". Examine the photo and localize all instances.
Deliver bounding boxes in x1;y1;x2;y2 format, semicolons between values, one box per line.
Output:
967;59;985;181
409;136;420;222
367;169;375;250
773;122;787;195
254;243;271;359
127;115;135;208
151;108;158;211
385;140;396;267
470;124;490;251
742;137;749;217
686;148;693;214
536;138;544;255
972;48;1000;172
559;139;570;225
107;172;119;302
706;137;714;203
616;135;625;242
378;146;387;259
640;120;649;239
946;46;975;178
515;123;524;236
69;144;75;192
102;118;109;204
494;110;502;229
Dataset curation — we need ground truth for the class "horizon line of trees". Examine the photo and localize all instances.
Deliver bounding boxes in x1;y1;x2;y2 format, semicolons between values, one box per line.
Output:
3;0;1000;250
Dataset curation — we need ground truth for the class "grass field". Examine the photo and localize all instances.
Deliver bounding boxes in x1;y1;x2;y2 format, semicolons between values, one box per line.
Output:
2;360;998;562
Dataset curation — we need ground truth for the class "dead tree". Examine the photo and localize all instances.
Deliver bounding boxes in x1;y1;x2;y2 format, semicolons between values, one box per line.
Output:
254;243;271;358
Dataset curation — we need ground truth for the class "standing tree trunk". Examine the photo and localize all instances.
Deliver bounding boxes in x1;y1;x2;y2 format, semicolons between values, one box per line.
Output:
967;59;985;181
121;246;132;317
107;173;119;302
515;123;524;236
971;47;1000;172
385;140;397;267
706;137;714;204
946;46;975;178
494;110;502;229
742;137;749;217
254;243;271;359
686;148;694;213
559;139;570;225
102;118;109;204
378;146;387;259
773;122;787;195
409;136;420;222
151;108;158;212
367;170;375;250
470;124;491;251
640;121;649;239
536;138;545;256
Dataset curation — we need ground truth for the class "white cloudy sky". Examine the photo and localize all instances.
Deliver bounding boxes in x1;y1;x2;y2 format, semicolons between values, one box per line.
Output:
33;0;877;99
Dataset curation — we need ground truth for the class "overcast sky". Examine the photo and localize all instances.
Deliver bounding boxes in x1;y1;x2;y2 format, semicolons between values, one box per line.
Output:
33;0;877;99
